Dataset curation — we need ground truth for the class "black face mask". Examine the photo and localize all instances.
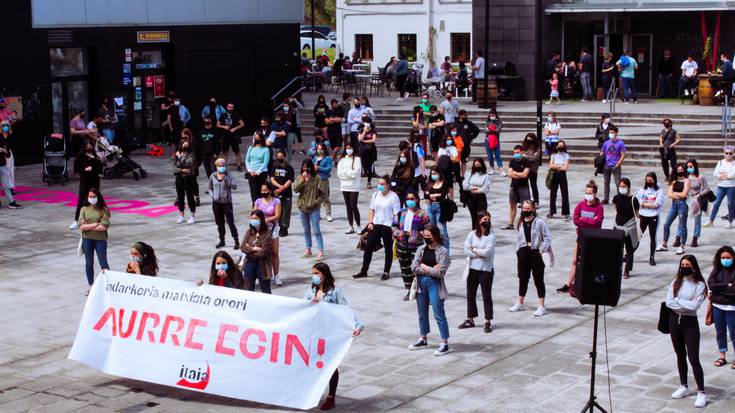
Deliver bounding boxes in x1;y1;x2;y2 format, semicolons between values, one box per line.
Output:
679;267;693;276
521;210;533;218
424;237;433;245
480;221;491;229
676;171;686;177
644;181;654;188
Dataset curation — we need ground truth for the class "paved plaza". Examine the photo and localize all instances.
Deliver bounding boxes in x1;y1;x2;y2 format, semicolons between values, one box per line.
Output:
2;120;735;412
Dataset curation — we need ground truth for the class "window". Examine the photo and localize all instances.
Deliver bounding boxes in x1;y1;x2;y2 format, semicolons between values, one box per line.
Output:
450;33;471;62
49;48;89;77
354;34;373;60
397;34;417;61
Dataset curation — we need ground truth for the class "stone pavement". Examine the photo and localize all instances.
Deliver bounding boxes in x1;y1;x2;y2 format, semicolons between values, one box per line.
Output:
1;139;735;412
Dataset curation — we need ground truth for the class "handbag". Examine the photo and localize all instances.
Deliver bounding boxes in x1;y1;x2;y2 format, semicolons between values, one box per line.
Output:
657;302;671;334
461;257;470;283
545;168;555;190
705;294;714;326
77;236;84;257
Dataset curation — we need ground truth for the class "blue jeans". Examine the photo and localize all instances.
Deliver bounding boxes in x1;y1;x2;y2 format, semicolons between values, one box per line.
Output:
0;166;14;203
663;200;688;245
299;210;324;251
416;275;449;340
426;202;449;250
484;140;503;169
679;210;702;238
580;72;592;99
82;239;109;285
712;306;735;353
621;77;637;101
709;186;735;224
244;259;271;294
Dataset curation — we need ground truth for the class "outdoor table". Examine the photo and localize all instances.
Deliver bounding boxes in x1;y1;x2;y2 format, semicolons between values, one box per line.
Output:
697;74;719;106
353;74;371;95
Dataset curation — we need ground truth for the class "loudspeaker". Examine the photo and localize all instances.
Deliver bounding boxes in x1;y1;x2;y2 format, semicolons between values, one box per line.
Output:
574;228;624;307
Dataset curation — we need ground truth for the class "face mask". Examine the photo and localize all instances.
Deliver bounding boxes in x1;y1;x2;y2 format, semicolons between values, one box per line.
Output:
283;106;289;112
679;267;693;276
261;191;270;197
618;187;629;195
422;99;428;104
376;184;386;192
88;197;98;205
406;199;417;209
721;258;734;268
424;237;433;245
645;181;654;188
249;219;261;228
687;167;695;174
399;157;407;164
557;146;565;152
472;165;481;172
676;170;685;177
363;122;370;128
610;134;617;140
513;153;522;160
521;210;533;218
217;166;226;173
480;221;491;229
1;126;8;133
85;147;93;153
584;194;595;202
345;148;354;156
547;116;553;122
431;174;439;181
129;256;143;263
446;139;453;146
181;146;190;151
215;263;228;272
489;116;496;120
174;100;181;106
312;275;322;285
451;131;458;137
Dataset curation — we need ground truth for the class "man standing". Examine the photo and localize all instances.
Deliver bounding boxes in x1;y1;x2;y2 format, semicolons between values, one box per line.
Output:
656;49;675;98
439;92;460;124
594;114;615;149
453;109;480;176
579;47;593;102
326;99;345;159
616;51;639;104
471;51;485;103
217;102;245;171
198;117;219;179
270;149;294;237
679;53;699;96
502;145;530;230
347;97;365;149
201;96;225;123
599;125;626;203
659;118;681;181
394;58;410;101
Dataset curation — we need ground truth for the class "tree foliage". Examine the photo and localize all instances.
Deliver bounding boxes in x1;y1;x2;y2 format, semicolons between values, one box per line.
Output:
304;0;336;28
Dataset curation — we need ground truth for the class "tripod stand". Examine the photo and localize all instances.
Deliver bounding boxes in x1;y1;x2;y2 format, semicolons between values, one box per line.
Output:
580;304;608;413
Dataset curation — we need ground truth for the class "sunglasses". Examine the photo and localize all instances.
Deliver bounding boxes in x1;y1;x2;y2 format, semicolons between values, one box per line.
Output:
726;152;734;155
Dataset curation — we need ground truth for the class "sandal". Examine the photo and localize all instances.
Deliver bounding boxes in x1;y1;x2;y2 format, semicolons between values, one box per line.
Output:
731;361;735;370
714;358;728;367
457;319;475;329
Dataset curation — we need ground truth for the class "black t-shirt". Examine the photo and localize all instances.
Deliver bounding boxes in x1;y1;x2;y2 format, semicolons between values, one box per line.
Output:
326;107;344;139
613;194;640;226
270;121;290;150
661;128;677;147
428;113;445;139
421;247;437;268
314;103;328;128
199;127;218;155
270;161;295;198
581;54;593;74
218;111;242;139
168;104;182;130
658;57;675;75
523;220;533;243
509;157;529;188
602;61;616;78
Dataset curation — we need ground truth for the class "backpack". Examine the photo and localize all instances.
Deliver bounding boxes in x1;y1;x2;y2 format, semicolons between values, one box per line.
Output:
486;124;499;149
619;56;630;68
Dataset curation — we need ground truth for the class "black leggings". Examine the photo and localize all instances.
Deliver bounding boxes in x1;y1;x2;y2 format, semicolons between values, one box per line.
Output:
517;247;545;298
248;172;267;206
342;191;361;227
669;313;705;392
202;152;215;179
360;224;393;274
396;243;417;289
623;235;634;272
528;171;539;204
466;193;487;230
176;175;196;213
328;369;339;397
639;216;658;258
467;269;494;320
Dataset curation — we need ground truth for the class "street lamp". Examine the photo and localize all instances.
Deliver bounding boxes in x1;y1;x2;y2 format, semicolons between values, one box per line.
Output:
478;0;491;109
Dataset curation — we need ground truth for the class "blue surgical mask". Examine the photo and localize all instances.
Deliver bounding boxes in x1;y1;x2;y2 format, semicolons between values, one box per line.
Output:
129;256;143;263
217;166;226;173
513;153;522;160
1;126;9;133
446;139;453;146
722;258;734;268
376;184;386;192
215;263;228;272
451;131;458;136
431;174;439;181
687;167;695;174
406;199;417;209
311;275;321;285
249;219;261;228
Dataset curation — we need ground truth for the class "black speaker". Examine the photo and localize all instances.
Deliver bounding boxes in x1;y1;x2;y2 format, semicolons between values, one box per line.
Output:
574;228;624;307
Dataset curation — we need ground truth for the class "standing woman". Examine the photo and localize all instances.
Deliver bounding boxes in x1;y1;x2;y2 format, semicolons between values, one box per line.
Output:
684;159;710;248
313;142;334;222
196;251;245;289
358;117;378;189
210;157;240;249
547;139;570;220
245;134;270;206
509;201;551;317
391;148;415;206
704;146;735;228
460;211;496;332
360;96;376;120
636;172;665;266
174;140;197;224
408;225;452;356
254;183;283;286
126;242;158;276
240;210;273;293
658;164;691;255
313;95;329;138
523;133;542;207
708;246;735;369
305;262;362;410
70;142;102;229
543;112;562;156
0;120;15;193
337;143;362;234
601;52;616;103
612;178;640;279
353;175;401;280
666;255;708;408
484;110;504;175
393;192;430;300
425;167;450;249
78;188;110;293
462;158;491;230
294;159;326;261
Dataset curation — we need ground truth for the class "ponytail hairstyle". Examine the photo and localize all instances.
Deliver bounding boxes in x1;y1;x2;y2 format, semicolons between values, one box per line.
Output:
132;242;159;276
586;180;598;194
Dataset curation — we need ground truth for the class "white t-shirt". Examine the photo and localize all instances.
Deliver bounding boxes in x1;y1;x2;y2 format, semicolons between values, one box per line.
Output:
681;60;698;77
438;146;458;159
440;99;459;123
369;191;401;227
550;152;569;167
474;57;485;79
714;159;735;188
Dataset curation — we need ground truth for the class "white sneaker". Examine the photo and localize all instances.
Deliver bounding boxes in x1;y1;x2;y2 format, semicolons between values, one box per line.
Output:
500;171;508;177
274;275;283;286
534;306;547;317
69;221;79;230
508;303;525;312
488;168;495;175
703;220;714;228
694;392;707;408
602;99;608;103
187;216;196;225
327;215;333;222
684;90;690;96
176;216;186;224
433;343;451;356
671;385;690;399
675;247;685;255
656;244;668;252
396;97;403;102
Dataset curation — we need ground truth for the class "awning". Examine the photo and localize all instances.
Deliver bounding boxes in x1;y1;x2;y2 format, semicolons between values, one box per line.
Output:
546;1;735;13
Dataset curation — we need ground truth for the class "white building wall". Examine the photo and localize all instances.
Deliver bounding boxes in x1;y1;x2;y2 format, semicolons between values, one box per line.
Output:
336;0;472;77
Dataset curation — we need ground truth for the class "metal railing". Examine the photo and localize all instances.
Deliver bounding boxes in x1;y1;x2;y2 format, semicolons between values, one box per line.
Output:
723;94;732;145
270;76;305;105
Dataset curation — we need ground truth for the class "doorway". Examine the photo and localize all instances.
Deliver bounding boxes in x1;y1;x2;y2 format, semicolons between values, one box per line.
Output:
129;46;173;144
49;47;91;135
630;33;653;95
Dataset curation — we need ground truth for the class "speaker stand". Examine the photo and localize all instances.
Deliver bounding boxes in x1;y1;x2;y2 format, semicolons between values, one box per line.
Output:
580;304;608;413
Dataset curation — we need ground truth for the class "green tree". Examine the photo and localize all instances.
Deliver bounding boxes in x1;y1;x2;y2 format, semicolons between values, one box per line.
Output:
304;0;336;28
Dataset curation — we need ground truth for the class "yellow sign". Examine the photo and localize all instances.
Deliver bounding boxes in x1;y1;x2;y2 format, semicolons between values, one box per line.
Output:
137;31;170;43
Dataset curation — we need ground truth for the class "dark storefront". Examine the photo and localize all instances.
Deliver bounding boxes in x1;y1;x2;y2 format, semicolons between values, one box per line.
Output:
0;0;302;164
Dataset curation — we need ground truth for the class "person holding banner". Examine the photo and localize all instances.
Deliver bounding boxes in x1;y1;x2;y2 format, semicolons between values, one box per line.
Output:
126;242;158;276
304;262;363;410
78;188;110;294
240;210;274;293
197;251;244;288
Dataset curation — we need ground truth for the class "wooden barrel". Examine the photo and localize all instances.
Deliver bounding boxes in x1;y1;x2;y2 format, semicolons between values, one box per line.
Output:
698;78;714;106
476;78;498;107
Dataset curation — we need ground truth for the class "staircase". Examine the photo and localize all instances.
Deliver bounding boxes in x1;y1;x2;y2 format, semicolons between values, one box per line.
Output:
300;109;729;168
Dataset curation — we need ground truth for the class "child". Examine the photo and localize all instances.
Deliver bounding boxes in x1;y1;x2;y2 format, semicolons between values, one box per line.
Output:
548;73;561;105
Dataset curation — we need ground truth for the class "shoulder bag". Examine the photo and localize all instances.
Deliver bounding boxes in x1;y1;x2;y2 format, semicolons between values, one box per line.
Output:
657;302;671;334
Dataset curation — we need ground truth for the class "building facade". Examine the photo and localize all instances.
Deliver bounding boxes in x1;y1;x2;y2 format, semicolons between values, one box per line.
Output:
336;0;472;73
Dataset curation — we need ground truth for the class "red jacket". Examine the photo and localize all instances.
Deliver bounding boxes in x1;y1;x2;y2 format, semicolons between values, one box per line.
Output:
573;199;604;230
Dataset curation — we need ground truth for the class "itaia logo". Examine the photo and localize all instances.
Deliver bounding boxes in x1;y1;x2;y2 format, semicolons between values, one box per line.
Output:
176;362;211;390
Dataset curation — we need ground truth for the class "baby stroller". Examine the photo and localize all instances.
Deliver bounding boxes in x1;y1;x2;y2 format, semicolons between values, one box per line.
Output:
42;133;69;185
96;137;147;181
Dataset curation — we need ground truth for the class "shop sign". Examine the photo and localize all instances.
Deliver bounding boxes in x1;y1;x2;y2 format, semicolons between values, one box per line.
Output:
122;64;132;86
137;31;170;44
145;76;154;88
136;63;161;70
125;48;132;63
153;75;166;98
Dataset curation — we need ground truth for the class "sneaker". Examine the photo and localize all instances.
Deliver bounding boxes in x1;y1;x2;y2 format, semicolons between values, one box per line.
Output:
408;338;428;350
352;272;367;279
233;242;240;250
534;306;547;317
187;216;196;225
649;256;656;266
488;168;495;175
675;247;685;255
345;227;355;234
546;213;555;219
279;227;288;237
7;202;21;209
671;385;690;399
327;215;333;222
501;224;515;230
703;220;714;227
237;165;242;172
433;343;451;357
320;396;335;411
508;303;525;312
458;319;475;329
624;101;629;105
274;275;284;286
69;221;79;230
176;216;186;224
694;392;707;408
556;284;570;293
602;99;608;103
563;215;571;221
656;244;668;252
215;240;225;248
380;272;390;281
483;322;492;333
672;236;681;248
500;171;508;177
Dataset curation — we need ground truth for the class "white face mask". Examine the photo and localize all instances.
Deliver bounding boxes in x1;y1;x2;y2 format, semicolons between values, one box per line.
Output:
584;194;595;202
346;148;353;156
618;187;629;195
88;197;98;205
363;122;370;128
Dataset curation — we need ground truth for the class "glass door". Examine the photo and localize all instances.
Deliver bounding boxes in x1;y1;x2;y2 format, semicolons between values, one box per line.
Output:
631;34;653;95
49;47;91;137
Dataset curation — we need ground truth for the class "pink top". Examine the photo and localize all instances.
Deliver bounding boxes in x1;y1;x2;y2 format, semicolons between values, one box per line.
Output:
550;79;559;91
573;200;604;232
254;197;281;230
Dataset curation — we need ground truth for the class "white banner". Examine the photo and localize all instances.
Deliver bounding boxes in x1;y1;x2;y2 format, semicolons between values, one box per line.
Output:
68;271;355;410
